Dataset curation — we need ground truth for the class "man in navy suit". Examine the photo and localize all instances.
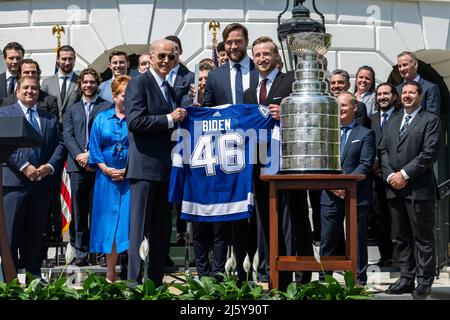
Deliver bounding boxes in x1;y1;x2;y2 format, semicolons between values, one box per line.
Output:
63;68;110;266
0;42;24;100
125;39;187;286
383;81;441;298
0;76;65;276
320;92;375;285
203;23;258;106
396;51;441;115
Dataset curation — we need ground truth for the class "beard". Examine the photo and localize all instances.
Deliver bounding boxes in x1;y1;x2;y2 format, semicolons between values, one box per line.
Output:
227;48;246;63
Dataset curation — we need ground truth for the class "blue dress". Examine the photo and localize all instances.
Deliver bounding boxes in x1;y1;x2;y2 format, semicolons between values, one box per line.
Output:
89;107;130;254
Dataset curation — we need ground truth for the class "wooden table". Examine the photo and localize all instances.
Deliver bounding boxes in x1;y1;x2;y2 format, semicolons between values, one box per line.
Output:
259;173;365;289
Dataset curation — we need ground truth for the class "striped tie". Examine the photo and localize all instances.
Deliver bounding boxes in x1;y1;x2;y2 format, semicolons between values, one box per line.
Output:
399;115;412;140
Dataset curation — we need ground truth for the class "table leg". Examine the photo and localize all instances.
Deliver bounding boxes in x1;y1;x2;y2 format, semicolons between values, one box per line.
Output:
269;181;279;289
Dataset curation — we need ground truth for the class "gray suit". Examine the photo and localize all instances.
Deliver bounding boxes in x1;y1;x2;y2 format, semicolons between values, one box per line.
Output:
41;73;81;123
380;108;441;286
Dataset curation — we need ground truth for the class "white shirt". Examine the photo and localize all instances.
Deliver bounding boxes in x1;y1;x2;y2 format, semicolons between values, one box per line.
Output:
18;101;54;174
58;71;74;92
229;55;251;104
150;68;174;128
257;68;279;104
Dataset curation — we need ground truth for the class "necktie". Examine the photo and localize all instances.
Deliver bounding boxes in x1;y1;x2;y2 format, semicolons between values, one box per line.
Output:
27;108;41;164
60;76;68;104
234;63;244;104
85;102;93;146
399;115;412;140
162;80;174;110
259;78;268;105
340;126;350;156
7;76;15;95
381;113;388;130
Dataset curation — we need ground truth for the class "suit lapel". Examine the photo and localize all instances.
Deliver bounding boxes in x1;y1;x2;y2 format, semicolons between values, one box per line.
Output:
341;125;359;164
52;76;63;111
398;110;421;145
148;72;171;112
63;74;77;108
223;62;233;103
0;73;6;97
266;72;283;102
36;108;47;138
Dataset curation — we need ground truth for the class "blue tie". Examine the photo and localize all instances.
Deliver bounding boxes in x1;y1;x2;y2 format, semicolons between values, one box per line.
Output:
340;126;350;156
27;108;41;164
381;113;388;129
85;102;93;147
234;63;244;104
162;80;174;110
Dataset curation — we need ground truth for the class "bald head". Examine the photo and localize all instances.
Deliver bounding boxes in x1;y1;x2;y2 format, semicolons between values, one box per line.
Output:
149;39;177;78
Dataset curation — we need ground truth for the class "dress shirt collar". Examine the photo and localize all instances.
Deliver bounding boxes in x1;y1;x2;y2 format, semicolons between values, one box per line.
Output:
380;106;395;118
229;55;250;72
403;74;420;83
150;68;166;87
403;106;421;119
259;68;278;85
58;71;73;80
341;120;356;129
82;95;99;105
18;100;38;114
5;70;14;81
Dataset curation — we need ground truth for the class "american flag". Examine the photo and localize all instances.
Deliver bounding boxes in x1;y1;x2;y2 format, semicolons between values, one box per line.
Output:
60;161;72;234
212;42;219;67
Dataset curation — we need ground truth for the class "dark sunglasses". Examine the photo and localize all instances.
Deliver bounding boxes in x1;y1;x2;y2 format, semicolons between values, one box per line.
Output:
157;53;176;61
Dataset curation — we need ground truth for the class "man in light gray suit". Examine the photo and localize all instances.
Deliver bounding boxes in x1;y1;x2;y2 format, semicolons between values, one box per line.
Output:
41;45;81;123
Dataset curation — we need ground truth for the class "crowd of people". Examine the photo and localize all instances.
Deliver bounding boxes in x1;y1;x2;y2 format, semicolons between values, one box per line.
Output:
0;22;443;298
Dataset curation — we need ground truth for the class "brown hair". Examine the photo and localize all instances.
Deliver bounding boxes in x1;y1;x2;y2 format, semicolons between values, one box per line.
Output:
222;23;248;44
17;75;40;90
108;50;129;63
111;75;131;95
77;68;101;90
17;59;41;79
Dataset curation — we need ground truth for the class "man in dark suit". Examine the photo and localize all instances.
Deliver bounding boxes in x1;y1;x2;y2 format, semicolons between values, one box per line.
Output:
1;59;58;117
396;51;440;115
41;45;81;123
244;36;312;288
330;69;370;128
203;23;258;106
125;39;187;286
63;68;109;266
369;83;399;267
0;76;65;276
320;92;375;285
0;42;24;100
382;81;441;298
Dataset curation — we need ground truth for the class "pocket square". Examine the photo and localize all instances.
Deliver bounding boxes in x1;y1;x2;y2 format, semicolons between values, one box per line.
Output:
272;97;282;101
351;139;360;143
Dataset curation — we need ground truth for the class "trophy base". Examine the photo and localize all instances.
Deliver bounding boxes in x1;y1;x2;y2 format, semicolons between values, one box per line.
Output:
278;168;342;174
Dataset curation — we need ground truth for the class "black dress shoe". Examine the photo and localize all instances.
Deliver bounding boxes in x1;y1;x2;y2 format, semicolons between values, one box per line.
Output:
385;279;414;294
412;284;431;298
72;258;89;267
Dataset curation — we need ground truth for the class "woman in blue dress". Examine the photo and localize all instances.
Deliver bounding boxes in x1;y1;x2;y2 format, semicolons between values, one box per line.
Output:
89;75;131;282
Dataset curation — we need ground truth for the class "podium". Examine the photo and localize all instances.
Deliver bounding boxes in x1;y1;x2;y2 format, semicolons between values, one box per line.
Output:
0;116;43;283
260;173;365;289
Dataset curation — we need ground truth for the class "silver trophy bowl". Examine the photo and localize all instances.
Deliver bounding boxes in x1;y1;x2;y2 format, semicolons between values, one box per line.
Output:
280;32;341;172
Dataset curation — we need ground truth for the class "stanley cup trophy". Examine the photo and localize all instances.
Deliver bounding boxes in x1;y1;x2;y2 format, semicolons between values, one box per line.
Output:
278;0;341;172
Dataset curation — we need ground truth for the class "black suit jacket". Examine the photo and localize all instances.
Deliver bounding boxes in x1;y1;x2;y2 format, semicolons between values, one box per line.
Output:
1;90;59;118
0;103;66;189
125;70;175;181
355;101;370;128
380;109;441;200
396;77;441;115
63;97;110;173
203;58;258;106
0;72;7;99
369;108;400;160
173;64;194;107
244;70;294;106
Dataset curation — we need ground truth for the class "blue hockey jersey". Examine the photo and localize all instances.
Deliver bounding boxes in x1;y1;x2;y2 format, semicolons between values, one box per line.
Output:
168;104;278;222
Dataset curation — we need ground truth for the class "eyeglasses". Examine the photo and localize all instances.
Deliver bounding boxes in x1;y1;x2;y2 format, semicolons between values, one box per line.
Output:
156;53;176;61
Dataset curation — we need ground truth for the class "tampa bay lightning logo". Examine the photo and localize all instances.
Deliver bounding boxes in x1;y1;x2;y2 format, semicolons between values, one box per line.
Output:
258;105;270;118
